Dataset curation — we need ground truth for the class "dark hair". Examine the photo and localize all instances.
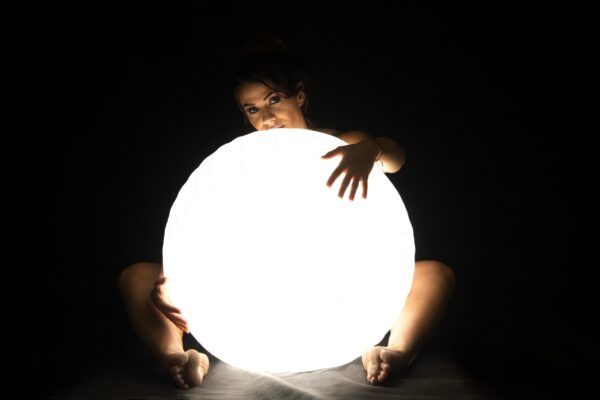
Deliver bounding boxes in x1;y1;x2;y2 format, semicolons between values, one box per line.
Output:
233;33;310;121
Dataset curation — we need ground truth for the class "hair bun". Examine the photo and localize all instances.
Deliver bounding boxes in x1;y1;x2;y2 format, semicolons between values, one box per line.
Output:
241;32;289;56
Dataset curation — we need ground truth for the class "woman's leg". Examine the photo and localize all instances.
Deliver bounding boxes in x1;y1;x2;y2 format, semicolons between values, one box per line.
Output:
118;262;209;389
363;260;455;384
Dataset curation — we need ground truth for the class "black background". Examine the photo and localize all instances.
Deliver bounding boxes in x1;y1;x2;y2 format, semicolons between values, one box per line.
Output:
17;5;596;398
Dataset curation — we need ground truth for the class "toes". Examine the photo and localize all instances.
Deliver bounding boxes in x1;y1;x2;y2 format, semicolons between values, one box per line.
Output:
176;377;189;390
367;362;380;383
378;363;390;383
184;350;209;386
169;366;189;389
363;347;384;384
165;351;209;389
381;362;391;373
378;372;387;383
165;352;188;368
165;353;192;389
363;347;406;385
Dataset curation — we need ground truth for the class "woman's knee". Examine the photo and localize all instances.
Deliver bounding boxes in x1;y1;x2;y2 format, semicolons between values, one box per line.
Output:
415;260;455;288
118;262;162;293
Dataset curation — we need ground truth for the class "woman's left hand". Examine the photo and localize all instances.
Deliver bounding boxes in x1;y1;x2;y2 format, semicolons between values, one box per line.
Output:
321;139;382;200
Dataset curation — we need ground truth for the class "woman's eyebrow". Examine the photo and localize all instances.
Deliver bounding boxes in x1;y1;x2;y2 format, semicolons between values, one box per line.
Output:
242;91;274;107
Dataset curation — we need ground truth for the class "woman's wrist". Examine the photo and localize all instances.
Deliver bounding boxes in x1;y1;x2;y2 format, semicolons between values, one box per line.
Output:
372;139;384;163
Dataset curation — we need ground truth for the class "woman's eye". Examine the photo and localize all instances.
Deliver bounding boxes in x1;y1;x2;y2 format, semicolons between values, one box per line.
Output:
269;96;281;105
246;106;258;115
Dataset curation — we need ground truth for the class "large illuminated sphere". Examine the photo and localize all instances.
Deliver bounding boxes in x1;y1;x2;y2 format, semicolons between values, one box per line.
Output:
163;128;414;373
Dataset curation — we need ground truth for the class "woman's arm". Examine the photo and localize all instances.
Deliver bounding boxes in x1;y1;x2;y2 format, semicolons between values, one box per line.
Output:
318;128;407;200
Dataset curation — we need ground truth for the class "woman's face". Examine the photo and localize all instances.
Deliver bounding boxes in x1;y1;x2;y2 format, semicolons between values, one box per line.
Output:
237;81;307;131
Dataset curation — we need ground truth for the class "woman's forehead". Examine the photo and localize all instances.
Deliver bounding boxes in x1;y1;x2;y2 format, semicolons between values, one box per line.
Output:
237;81;276;104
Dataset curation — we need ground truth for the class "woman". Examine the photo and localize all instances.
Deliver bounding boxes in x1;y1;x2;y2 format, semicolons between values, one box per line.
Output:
118;42;455;389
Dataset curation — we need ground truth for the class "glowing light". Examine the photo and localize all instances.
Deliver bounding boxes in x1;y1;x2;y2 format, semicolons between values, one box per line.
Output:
163;128;414;373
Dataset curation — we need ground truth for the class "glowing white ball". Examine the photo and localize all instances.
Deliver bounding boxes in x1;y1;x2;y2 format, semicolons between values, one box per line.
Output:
163;128;414;373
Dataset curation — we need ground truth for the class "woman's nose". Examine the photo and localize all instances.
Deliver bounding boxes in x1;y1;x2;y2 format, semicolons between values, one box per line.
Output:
262;109;276;128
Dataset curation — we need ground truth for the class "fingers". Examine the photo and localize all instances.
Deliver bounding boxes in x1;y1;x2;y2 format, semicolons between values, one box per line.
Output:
170;315;190;333
326;162;371;200
338;173;353;199
151;289;183;314
152;297;188;332
152;278;183;313
151;289;187;332
362;177;368;199
160;303;183;315
321;147;342;159
154;304;188;332
161;306;189;332
326;165;345;188
336;174;368;201
155;276;167;287
157;301;186;326
150;277;190;332
349;176;360;201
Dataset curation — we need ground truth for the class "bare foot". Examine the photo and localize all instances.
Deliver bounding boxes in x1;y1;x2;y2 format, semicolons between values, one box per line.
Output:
164;349;210;389
362;346;413;385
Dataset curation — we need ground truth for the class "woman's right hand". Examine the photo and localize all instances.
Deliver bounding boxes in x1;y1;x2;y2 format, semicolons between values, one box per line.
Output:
150;276;190;333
